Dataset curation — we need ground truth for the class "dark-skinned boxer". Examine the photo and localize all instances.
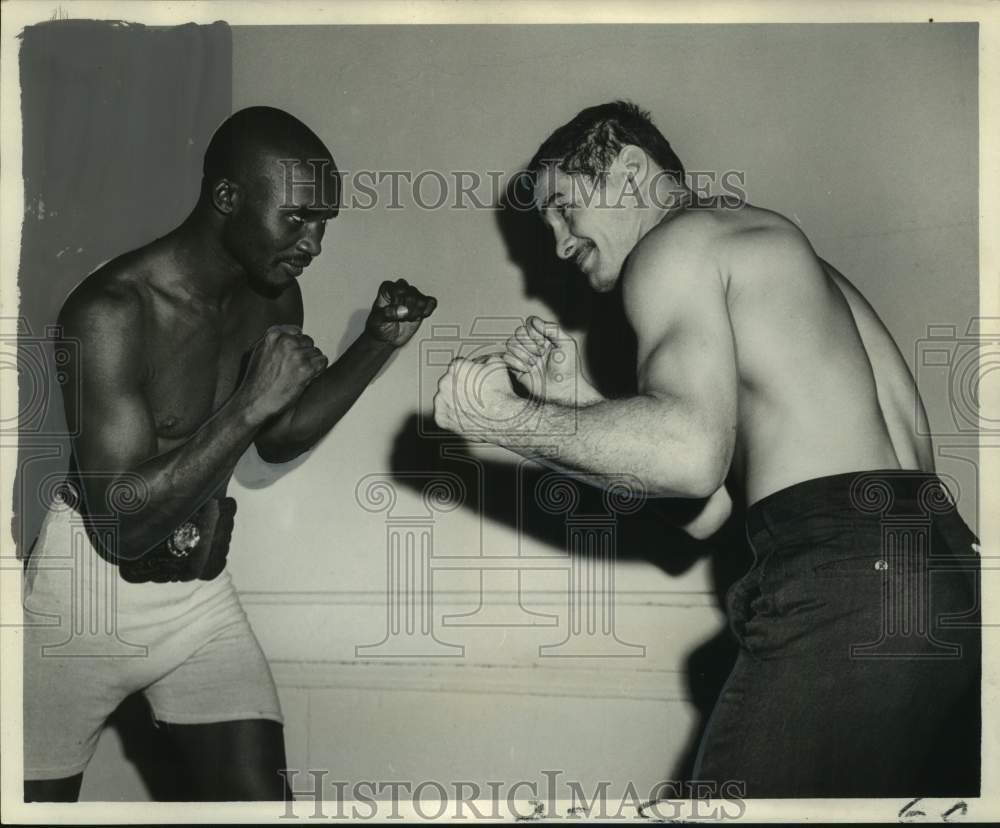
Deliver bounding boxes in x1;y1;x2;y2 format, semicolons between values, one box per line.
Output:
24;107;437;802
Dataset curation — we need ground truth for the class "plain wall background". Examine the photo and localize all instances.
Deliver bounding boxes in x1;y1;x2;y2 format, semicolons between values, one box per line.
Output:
13;21;231;559
75;23;978;800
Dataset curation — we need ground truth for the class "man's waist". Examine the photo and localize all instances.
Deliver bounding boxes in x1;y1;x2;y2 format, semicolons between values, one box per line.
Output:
745;468;957;539
58;495;238;584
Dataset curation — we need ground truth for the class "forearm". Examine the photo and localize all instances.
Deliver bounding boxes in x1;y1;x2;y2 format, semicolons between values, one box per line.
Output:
491;395;721;499
85;394;262;557
256;330;395;462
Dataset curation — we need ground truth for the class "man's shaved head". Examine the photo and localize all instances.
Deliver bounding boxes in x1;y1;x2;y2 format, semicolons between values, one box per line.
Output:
202;106;338;201
199;107;340;297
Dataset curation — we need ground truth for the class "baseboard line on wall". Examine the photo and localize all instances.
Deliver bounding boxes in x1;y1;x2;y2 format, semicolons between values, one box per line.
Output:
241;589;719;608
270;659;691;703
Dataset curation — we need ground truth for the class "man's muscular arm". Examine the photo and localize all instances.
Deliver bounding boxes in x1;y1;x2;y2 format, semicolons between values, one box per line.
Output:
59;287;320;559
435;225;738;499
254;279;436;463
502;314;733;537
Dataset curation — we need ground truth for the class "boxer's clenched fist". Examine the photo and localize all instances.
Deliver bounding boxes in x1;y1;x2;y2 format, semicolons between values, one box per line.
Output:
241;324;328;422
366;278;438;347
433;354;517;437
502;316;601;407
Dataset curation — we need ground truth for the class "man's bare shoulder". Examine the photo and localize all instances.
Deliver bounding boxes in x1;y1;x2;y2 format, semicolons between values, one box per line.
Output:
621;209;730;327
622;202;825;319
57;250;154;344
626;201;791;273
623;207;730;299
714;203;821;273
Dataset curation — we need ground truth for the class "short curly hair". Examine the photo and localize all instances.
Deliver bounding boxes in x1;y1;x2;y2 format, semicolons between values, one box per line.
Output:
529;100;685;183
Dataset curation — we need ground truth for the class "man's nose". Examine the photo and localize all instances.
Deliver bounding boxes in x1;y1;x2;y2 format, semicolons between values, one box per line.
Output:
553;226;576;261
297;223;323;257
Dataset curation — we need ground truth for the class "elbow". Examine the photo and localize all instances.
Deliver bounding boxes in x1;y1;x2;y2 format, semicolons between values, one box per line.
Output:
86;520;155;564
685;459;728;499
255;439;310;465
645;436;730;499
645;471;720;500
677;474;724;501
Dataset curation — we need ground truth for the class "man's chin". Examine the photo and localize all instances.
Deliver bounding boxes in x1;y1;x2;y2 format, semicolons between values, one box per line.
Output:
588;271;619;293
248;274;293;299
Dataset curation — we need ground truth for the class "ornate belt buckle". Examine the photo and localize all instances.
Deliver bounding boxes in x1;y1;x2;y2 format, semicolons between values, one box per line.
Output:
166;521;200;558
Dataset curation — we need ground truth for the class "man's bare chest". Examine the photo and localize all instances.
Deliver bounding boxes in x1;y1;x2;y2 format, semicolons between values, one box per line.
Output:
141;305;274;442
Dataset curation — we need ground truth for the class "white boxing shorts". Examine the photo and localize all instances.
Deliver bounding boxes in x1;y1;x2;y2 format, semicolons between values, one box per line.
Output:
22;504;283;781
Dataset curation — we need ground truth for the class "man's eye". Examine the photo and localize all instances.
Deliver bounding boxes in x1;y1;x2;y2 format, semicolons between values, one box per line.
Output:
288;214;306;225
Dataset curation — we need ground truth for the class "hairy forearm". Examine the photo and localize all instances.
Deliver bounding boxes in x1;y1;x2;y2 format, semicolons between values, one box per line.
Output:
84;394;262;559
491;394;721;499
256;331;395;462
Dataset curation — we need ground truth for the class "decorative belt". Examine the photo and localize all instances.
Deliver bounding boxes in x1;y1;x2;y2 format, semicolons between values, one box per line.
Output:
115;496;237;584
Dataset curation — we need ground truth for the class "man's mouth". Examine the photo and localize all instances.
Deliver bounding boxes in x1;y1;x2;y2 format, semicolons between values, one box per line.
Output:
574;245;594;272
279;257;311;276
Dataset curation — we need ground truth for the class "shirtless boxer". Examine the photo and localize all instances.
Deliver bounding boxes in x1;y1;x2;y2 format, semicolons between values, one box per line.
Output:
24;106;436;801
433;101;979;796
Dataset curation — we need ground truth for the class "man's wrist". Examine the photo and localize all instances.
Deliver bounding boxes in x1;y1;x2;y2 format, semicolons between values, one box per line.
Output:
231;389;270;431
360;327;399;352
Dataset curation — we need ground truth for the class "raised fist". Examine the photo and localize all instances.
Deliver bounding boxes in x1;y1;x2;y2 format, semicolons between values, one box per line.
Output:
502;316;601;407
241;324;328;422
433;354;518;438
366;278;437;347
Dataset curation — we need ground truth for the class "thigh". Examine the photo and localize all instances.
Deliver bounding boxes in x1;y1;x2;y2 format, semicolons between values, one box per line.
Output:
22;604;136;783
692;649;780;795
694;645;975;798
143;595;283;726
142;599;286;801
161;719;290;801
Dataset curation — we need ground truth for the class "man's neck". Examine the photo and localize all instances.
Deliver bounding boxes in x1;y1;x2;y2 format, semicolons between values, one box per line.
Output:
167;208;248;309
638;187;691;240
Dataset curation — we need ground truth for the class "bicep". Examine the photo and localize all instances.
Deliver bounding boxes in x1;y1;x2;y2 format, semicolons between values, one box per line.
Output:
60;300;158;512
626;245;738;448
637;300;738;419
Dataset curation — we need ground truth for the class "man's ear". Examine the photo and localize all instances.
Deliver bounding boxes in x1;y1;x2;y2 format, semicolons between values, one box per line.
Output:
617;145;649;186
211;179;239;215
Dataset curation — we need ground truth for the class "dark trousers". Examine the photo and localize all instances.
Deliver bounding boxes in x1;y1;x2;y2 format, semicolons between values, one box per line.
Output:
693;470;981;798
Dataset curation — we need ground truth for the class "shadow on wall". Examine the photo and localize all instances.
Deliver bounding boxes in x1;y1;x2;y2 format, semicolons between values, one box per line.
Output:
493;168;638;400
232;306;403;490
385;168;753;784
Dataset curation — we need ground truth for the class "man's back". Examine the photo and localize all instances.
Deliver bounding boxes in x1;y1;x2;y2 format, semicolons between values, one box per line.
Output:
627;203;931;505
